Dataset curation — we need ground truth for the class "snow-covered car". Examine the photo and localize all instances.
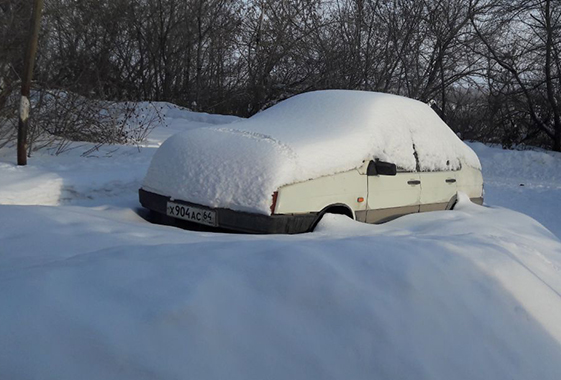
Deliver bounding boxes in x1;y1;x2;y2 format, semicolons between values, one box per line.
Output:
139;90;483;233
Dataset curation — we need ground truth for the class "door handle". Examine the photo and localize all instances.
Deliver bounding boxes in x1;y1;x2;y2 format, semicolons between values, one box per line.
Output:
445;179;456;183
407;180;421;185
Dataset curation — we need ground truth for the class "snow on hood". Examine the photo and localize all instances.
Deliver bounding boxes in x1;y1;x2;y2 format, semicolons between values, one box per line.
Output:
142;90;481;214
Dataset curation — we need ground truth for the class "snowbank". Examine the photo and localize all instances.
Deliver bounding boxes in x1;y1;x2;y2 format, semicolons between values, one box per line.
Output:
143;90;481;214
155;102;240;125
469;142;561;238
1;197;561;380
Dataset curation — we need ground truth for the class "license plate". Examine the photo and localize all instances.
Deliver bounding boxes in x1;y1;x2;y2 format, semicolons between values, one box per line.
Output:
166;201;217;227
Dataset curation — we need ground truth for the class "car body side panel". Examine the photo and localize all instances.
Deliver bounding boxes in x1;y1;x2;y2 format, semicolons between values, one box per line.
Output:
366;205;420;224
419;171;457;212
274;169;368;216
366;172;421;222
275;161;483;225
456;165;484;200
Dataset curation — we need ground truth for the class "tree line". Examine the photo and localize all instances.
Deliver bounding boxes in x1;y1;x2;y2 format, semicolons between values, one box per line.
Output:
1;0;560;151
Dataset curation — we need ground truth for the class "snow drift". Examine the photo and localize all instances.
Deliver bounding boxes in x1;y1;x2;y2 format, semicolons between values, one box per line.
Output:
142;90;481;214
1;196;561;380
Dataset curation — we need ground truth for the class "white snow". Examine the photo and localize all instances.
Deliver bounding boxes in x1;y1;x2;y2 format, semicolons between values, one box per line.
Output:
469;142;561;238
0;103;241;208
143;90;481;214
1;102;561;380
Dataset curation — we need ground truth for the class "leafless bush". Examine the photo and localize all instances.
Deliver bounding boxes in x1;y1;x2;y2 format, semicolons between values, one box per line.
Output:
0;89;18;149
0;88;164;155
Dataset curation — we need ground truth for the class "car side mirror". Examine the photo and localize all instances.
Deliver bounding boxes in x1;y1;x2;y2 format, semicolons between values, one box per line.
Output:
367;160;397;176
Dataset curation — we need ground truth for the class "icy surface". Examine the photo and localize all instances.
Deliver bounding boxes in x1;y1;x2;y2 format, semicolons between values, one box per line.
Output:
143;90;480;213
1;104;561;380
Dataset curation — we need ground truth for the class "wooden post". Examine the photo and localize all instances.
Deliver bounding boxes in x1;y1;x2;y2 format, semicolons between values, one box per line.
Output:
17;0;44;166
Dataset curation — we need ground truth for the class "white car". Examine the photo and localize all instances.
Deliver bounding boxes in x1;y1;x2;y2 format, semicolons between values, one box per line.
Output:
140;90;483;233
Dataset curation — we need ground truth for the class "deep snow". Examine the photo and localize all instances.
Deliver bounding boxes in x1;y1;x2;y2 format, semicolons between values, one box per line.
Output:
1;102;561;380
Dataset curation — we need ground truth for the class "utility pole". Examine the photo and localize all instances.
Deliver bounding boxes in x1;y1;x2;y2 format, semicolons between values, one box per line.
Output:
17;0;44;166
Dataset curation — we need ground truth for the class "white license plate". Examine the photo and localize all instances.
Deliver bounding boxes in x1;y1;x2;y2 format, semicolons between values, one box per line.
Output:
166;201;217;227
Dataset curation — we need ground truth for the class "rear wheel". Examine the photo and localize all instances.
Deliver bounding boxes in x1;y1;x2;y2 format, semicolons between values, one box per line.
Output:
446;194;458;210
310;205;354;231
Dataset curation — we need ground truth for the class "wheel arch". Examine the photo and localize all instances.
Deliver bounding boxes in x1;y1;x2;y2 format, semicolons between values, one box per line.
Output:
446;193;458;210
309;203;355;231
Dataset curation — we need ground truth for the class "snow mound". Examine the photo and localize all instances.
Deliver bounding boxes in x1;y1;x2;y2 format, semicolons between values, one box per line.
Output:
0;163;63;205
1;202;561;380
143;90;481;214
469;142;561;185
143;102;242;148
468;142;561;238
157;102;241;125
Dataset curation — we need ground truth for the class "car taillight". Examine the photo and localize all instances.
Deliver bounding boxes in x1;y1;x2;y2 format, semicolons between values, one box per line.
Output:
270;191;278;215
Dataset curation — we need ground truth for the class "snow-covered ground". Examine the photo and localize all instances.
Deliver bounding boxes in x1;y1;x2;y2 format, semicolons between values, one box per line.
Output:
470;142;561;239
1;105;560;379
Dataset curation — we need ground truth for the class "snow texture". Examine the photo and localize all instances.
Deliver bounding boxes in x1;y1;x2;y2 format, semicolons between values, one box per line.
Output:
142;90;481;214
1;197;561;380
469;142;561;238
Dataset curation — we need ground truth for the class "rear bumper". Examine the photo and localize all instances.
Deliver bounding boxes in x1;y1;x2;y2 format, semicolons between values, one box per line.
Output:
139;188;317;234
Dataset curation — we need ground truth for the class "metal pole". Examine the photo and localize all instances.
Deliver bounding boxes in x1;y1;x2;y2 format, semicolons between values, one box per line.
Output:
17;0;44;166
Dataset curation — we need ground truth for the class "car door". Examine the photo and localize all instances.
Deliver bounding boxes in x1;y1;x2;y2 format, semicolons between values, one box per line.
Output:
366;161;421;223
418;170;458;212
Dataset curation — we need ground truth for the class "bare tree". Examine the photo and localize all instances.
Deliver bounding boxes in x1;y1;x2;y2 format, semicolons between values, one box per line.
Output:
471;0;561;151
0;1;30;147
1;0;559;152
17;0;43;165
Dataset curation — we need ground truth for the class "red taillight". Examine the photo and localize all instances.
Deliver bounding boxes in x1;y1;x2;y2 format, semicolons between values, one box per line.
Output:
270;191;278;215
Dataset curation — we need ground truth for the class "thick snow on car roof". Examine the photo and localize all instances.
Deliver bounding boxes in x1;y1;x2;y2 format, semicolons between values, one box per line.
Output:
142;90;481;214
